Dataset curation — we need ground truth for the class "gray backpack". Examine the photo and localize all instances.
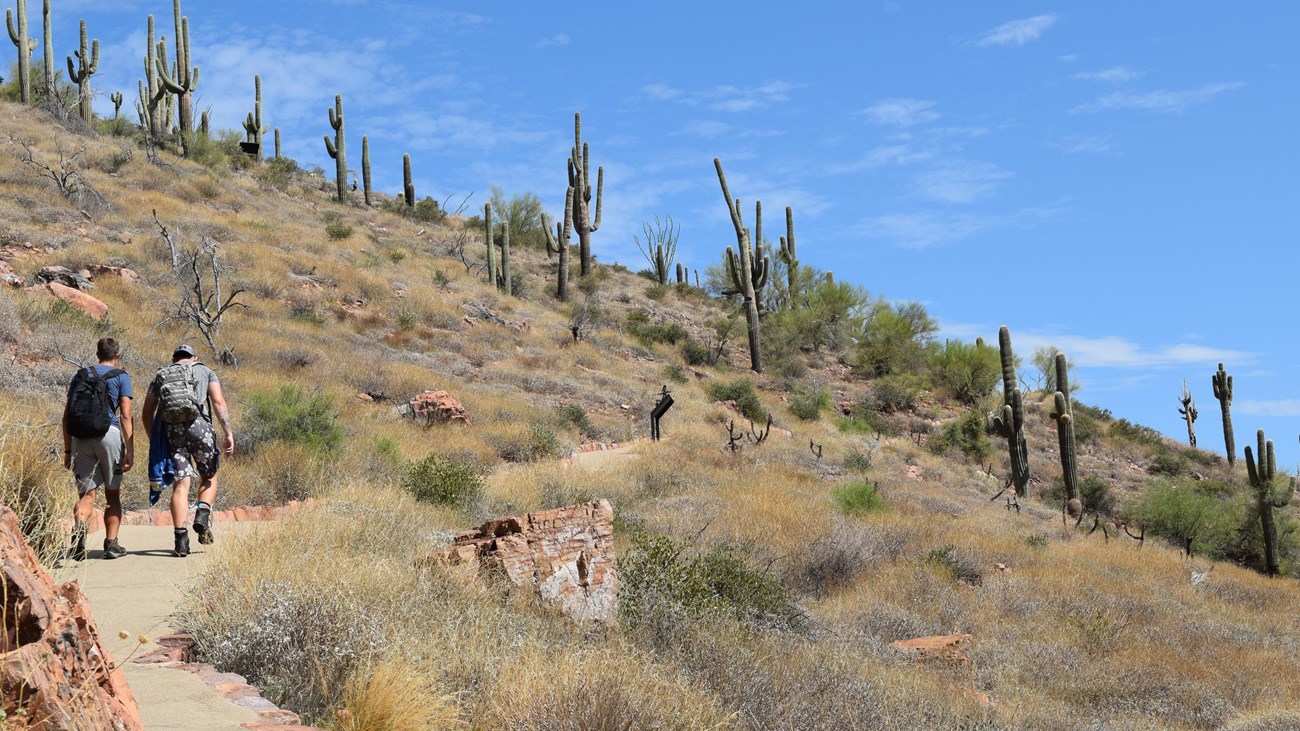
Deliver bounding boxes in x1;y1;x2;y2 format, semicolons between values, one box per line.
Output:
157;362;202;424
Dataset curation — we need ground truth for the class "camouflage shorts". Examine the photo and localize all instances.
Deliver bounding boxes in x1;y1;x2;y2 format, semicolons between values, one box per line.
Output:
163;419;220;480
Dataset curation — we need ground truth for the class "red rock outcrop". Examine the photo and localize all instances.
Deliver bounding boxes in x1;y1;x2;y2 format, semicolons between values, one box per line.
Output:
400;389;471;425
433;500;617;623
0;261;23;288
26;282;109;319
0;505;143;730
889;633;973;666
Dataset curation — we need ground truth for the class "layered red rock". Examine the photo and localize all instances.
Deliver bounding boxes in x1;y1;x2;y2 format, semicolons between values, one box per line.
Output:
26;282;109;319
401;389;471;425
433;500;617;623
889;633;973;666
0;505;143;730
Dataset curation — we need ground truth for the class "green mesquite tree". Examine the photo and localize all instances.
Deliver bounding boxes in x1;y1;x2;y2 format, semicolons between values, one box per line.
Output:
1212;362;1235;466
714;157;768;373
1051;352;1078;505
242;75;268;160
541;192;572;302
990;325;1030;497
6;0;34;104
360;136;372;205
567;112;603;277
66;20;99;123
1244;429;1295;576
155;0;198;135
403;154;414;208
323;94;347;202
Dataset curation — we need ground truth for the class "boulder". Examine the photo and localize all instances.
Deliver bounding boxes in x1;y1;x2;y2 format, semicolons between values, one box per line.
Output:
27;282;109;320
0;261;22;288
429;500;618;623
86;265;140;284
35;266;94;291
398;389;471;425
889;633;973;666
0;504;144;730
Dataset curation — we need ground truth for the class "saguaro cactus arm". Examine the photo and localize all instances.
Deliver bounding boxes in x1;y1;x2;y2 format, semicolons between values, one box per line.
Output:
65;21;99;82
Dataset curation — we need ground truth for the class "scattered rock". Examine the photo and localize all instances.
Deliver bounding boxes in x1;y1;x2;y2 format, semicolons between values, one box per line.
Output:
36;265;94;290
430;500;618;623
356;392;374;403
398;389;471;425
889;633;973;666
27;282;110;319
87;265;141;284
906;464;924;482
117;231;132;244
0;504;144;730
0;261;23;288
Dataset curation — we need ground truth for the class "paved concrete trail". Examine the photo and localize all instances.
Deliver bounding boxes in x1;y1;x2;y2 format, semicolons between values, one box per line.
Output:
569;443;639;470
54;524;261;731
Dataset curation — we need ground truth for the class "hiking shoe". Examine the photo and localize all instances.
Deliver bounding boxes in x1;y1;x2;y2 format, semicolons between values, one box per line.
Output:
68;523;87;561
102;538;126;560
173;531;190;558
193;506;214;545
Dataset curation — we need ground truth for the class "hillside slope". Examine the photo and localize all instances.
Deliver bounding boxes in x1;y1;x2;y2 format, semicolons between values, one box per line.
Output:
2;102;1300;730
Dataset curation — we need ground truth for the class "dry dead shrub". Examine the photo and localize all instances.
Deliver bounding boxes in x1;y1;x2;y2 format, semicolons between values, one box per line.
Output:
0;412;75;566
1221;711;1300;731
338;658;464;731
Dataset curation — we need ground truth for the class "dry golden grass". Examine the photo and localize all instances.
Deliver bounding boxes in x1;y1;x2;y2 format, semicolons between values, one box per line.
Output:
337;658;464;731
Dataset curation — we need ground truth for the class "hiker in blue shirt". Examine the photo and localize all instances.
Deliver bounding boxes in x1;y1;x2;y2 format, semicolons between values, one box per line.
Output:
62;337;134;561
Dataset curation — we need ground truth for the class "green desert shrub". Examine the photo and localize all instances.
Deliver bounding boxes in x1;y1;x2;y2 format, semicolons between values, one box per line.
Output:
241;384;344;454
625;309;688;347
851;300;937;377
1040;475;1118;517
928;409;993;463
707;379;766;422
928;338;1000;404
832;480;889;515
326;220;354;240
788;383;833;421
401;453;485;508
1125;479;1242;558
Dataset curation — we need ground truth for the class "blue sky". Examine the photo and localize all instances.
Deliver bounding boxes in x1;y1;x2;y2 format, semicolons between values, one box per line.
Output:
49;1;1300;465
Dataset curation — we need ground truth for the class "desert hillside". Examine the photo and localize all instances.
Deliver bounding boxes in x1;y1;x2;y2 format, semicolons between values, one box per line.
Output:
2;97;1300;731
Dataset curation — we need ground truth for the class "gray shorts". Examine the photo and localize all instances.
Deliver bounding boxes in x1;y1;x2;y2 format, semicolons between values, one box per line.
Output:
71;425;123;495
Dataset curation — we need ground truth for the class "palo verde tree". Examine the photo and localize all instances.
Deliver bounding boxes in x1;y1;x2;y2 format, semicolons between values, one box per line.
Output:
155;0;199;135
1212;363;1235;466
567;112;603;276
1244;429;1295;576
714;157;768;373
66;20;98;123
323;94;347;202
6;0;34;104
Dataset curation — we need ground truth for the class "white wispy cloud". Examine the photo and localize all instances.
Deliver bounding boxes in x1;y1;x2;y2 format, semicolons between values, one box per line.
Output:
914;161;1012;203
536;33;570;48
856;204;1060;248
1238;400;1300;417
826;144;933;174
976;15;1059;48
1072;66;1144;83
1073;82;1244;114
641;83;683;101
1048;134;1115;154
1057;53;1079;63
640;81;798;112
859;98;939;127
941;325;1256;369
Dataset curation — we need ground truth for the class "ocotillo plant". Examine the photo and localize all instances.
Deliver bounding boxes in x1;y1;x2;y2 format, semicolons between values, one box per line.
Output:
541;194;572;301
403;154;414;207
1051;351;1078;506
634;214;679;285
484;202;496;285
1212;363;1235;466
110;91;123;119
360;136;371;205
1179;380;1198;448
1244;429;1295;576
156;0;199;135
6;0;34;104
323;95;347;202
40;0;49;100
778;206;799;299
567;112;603;277
714;157;767;373
242;75;267;160
991;325;1030;497
66;20;99;123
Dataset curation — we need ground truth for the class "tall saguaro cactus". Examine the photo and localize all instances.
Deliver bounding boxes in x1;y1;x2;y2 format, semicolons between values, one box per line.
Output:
360;136;372;205
1244;429;1295;576
323;95;347;202
110;91;123;118
567;112;603;277
714;157;767;373
541;189;572;302
1051;352;1078;505
484;203;496;285
1212;363;1235;466
156;0;198;135
1178;380;1198;447
40;0;50;100
67;20;99;123
403;154;415;207
497;225;511;295
274;128;281;159
139;15;168;140
778;205;799;299
991;326;1030;497
242;75;267;159
6;0;34;104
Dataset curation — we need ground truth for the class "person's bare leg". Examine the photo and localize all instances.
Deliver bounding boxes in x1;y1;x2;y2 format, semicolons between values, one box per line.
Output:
104;489;122;541
74;489;96;524
197;475;217;508
170;475;192;527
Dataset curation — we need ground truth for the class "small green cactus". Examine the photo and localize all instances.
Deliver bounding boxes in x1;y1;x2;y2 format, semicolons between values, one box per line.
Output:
6;0;34;104
714;157;766;373
360;136;371;205
1212;363;1235;466
403;154;414;208
1244;429;1295;576
323;94;347;202
241;75;268;160
155;0;199;135
567;112;602;276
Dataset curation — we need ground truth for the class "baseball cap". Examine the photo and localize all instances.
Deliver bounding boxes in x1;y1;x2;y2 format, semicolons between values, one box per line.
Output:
173;344;196;358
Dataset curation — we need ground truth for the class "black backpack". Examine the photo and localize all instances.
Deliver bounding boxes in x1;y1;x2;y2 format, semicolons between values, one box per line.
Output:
67;367;124;439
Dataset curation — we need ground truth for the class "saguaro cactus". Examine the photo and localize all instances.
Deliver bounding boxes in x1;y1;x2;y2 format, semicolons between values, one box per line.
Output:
110;91;123;119
155;0;199;135
139;15;168;139
714;157;768;373
6;0;34;104
497;225;511;295
40;0;50;100
242;75;267;160
403;154;414;207
778;205;799;299
484;203;496;285
567;112;603;277
323;95;347;202
541;191;572;301
1051;351;1078;505
66;20;98;123
274;128;281;159
676;262;685;285
991;326;1030;497
359;136;371;205
1212;363;1235;466
1244;429;1295;576
1178;380;1198;448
